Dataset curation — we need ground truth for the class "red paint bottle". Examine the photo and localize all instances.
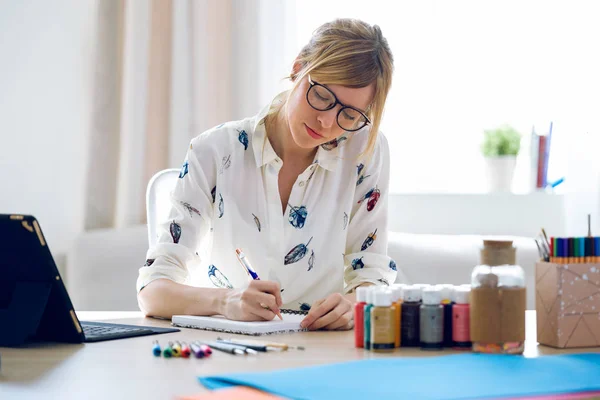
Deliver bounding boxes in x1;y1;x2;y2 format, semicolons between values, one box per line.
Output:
452;286;472;349
354;286;368;348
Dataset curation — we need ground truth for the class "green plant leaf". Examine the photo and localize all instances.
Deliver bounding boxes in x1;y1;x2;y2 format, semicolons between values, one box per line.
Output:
481;125;522;156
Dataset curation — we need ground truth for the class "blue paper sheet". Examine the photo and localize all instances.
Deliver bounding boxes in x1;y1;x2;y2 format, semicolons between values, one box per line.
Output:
199;353;600;400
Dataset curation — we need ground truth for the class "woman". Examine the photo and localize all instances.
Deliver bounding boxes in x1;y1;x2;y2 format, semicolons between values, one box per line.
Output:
137;18;395;331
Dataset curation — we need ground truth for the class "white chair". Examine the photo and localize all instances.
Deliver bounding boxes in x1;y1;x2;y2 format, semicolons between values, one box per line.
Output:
146;168;180;247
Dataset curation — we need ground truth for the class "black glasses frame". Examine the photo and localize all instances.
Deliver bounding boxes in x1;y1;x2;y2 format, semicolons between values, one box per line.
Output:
306;75;371;132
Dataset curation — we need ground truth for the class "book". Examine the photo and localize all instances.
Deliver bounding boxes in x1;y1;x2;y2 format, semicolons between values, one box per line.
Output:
542;121;553;187
534;122;554;189
172;309;308;336
530;127;539;190
537;134;546;188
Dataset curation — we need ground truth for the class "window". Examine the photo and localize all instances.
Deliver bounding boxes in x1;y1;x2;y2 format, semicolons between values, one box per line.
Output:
294;0;600;193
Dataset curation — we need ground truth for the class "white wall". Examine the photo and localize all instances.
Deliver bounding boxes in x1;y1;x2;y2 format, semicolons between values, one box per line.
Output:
0;0;96;270
388;193;567;238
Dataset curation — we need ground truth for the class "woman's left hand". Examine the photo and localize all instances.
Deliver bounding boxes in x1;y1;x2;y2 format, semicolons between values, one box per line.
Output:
300;293;354;331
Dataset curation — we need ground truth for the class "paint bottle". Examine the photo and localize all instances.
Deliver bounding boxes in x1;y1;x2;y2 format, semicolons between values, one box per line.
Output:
363;287;375;350
420;287;444;350
354;287;368;348
370;289;395;352
390;285;403;347
452;286;472;349
435;284;455;347
471;240;526;355
400;286;421;347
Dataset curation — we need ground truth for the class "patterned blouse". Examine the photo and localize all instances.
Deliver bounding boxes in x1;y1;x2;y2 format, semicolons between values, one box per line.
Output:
136;93;396;311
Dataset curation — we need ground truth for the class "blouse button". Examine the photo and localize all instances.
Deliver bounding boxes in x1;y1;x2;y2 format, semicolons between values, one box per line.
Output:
299;181;305;187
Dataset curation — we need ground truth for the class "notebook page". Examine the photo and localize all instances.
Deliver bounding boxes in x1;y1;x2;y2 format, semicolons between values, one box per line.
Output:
172;314;307;336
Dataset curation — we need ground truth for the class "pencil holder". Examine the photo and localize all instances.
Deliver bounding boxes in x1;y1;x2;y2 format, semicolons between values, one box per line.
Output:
535;261;600;348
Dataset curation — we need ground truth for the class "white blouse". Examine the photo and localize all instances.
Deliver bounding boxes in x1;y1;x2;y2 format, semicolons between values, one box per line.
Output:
137;93;396;311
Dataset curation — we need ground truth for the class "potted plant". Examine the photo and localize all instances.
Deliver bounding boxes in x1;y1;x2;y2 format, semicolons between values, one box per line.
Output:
481;125;521;192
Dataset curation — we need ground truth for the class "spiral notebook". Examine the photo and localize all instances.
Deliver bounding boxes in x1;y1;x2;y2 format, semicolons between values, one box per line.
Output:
171;309;309;336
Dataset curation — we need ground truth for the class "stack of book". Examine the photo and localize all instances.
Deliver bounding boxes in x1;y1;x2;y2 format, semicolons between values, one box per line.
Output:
530;122;553;189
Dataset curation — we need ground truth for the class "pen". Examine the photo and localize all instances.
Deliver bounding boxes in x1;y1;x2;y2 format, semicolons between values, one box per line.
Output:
219;337;306;351
162;342;173;358
200;343;212;356
216;338;269;352
189;342;205;358
208;340;258;355
541;228;550;248
152;340;161;357
171;341;181;357
236;248;260;280
179;341;191;358
534;239;543;259
191;341;212;356
235;248;283;320
197;340;245;355
225;343;259;355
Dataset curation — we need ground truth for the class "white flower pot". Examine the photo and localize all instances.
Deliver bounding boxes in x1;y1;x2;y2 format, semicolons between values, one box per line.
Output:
484;156;517;192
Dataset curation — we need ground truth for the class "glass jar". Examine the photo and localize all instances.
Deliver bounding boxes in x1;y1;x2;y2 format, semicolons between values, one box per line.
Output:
470;240;526;355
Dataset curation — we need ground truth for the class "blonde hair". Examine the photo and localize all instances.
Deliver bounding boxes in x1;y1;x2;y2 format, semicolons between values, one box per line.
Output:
273;18;394;158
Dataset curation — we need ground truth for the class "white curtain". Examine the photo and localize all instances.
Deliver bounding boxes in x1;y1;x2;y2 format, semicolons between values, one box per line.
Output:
83;0;296;230
83;0;124;230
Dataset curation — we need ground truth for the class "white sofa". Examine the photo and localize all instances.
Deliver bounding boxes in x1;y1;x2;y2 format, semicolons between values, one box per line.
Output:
66;226;538;311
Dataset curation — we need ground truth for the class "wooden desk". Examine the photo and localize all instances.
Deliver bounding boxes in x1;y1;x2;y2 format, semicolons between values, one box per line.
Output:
0;310;598;400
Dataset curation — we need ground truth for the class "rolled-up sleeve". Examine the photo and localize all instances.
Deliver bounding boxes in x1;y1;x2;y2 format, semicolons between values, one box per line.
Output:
344;133;396;293
136;135;215;292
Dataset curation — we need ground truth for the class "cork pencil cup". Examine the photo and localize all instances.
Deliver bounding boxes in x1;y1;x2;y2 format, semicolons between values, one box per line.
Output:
536;261;600;348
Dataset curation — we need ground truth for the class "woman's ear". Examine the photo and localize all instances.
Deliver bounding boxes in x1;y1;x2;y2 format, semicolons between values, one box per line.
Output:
290;60;303;82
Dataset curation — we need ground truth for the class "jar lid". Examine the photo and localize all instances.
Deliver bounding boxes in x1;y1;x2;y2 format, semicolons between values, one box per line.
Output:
483;239;513;248
435;284;454;302
422;287;442;305
373;289;392;307
355;286;368;303
481;240;516;266
403;286;422;302
365;287;375;304
389;285;403;302
453;287;471;304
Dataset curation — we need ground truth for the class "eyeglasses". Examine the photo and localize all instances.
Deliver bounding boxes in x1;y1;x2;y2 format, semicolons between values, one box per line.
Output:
306;75;371;132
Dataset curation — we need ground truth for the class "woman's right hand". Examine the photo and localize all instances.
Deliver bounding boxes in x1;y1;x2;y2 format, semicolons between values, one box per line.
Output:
221;280;283;321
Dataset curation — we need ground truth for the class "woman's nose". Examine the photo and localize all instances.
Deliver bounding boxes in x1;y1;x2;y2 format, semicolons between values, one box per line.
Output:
317;107;337;129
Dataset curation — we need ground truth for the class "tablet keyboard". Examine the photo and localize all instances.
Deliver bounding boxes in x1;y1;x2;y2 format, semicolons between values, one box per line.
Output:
81;322;154;342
